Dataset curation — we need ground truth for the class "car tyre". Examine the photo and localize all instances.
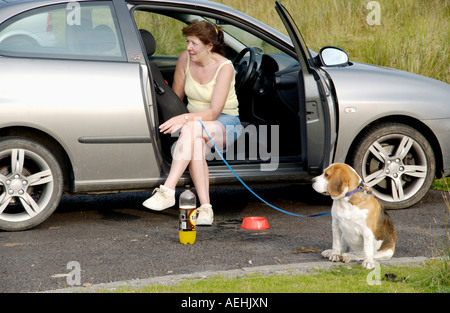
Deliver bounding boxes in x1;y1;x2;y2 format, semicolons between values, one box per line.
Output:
0;138;63;231
350;122;435;209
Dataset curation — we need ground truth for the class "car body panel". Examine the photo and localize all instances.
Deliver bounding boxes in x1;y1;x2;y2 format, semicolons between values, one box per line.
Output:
0;56;160;191
326;62;450;175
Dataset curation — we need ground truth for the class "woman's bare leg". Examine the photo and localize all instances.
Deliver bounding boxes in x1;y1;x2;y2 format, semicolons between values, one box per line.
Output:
189;137;210;205
164;120;225;196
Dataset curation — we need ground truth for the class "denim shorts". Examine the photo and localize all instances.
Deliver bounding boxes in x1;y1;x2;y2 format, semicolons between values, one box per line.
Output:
216;113;243;151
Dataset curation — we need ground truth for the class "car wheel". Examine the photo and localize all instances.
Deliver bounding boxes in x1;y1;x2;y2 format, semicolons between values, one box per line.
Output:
0;138;63;231
350;123;435;209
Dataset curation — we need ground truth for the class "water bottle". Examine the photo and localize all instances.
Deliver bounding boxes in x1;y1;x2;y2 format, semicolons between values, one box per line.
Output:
179;185;197;244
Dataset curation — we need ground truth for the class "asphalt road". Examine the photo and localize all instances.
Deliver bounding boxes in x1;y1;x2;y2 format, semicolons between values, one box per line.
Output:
1;185;447;292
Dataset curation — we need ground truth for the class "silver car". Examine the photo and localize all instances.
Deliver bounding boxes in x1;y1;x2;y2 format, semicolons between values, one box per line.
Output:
0;0;449;231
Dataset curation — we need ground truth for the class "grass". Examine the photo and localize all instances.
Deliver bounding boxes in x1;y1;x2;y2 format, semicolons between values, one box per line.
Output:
213;0;449;83
433;177;450;191
104;259;448;293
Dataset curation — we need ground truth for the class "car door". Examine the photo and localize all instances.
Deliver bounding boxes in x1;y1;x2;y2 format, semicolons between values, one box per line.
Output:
0;0;161;193
275;1;337;174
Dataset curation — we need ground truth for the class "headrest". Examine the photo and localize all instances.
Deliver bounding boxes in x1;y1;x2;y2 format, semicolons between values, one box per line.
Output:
89;25;116;52
139;29;156;56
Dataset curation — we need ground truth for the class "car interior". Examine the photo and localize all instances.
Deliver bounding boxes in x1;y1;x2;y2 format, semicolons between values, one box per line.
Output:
133;9;304;167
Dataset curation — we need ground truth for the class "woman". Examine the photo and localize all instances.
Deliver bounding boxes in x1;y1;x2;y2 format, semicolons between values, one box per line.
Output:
143;21;242;226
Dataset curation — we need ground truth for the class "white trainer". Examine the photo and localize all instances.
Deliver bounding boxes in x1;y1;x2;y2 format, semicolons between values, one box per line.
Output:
142;185;175;211
196;204;213;226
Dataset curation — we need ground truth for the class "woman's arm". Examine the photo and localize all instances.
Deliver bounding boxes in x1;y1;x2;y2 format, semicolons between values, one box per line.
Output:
172;50;187;100
208;63;234;119
160;61;234;135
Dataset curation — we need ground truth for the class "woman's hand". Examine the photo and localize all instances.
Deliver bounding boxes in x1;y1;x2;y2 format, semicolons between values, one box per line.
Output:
159;114;187;134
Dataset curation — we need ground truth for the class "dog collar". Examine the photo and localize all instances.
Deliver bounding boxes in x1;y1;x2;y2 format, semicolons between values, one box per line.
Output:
345;181;372;197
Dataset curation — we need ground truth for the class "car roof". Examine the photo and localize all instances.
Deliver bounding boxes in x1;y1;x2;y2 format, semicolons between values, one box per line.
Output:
0;0;31;3
0;0;271;29
0;0;60;21
0;0;237;12
0;0;291;47
0;0;53;7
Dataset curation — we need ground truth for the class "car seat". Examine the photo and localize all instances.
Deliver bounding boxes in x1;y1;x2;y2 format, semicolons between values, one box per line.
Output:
139;29;188;123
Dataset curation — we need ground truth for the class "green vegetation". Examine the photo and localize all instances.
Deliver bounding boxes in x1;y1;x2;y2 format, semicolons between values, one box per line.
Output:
214;0;449;83
104;259;448;293
433;177;450;191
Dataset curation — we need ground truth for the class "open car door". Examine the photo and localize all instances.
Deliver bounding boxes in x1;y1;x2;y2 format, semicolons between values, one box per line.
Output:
275;1;337;174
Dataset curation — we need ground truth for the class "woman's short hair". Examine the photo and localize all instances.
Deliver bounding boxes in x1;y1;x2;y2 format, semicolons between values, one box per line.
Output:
182;20;225;55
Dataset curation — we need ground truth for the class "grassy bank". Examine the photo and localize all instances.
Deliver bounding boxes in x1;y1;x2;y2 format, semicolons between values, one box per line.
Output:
106;259;448;293
213;0;449;83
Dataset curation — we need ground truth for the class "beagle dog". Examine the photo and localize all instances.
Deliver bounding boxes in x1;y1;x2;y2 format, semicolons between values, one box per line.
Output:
312;163;396;269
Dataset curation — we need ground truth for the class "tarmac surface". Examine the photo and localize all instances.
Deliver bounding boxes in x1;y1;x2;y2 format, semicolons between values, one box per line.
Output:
1;184;448;293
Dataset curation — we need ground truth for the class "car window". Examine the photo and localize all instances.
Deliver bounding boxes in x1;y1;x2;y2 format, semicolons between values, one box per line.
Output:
134;10;285;58
135;11;186;57
0;2;126;61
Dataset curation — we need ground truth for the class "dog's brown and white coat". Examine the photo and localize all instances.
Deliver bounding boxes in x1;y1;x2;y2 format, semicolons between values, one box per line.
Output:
312;163;396;269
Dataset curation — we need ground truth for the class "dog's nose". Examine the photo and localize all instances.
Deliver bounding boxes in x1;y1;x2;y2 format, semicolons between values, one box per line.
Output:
311;178;316;184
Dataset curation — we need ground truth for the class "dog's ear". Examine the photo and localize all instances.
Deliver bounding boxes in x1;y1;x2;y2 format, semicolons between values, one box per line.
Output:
327;168;348;197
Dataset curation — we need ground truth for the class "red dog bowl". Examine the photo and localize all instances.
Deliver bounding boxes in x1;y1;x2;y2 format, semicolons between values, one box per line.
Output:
241;216;270;230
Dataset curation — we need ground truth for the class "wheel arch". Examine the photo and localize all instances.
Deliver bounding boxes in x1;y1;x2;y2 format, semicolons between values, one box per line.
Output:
344;115;444;178
0;126;74;192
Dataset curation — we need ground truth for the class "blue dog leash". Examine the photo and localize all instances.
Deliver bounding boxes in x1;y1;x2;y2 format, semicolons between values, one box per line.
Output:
199;121;330;218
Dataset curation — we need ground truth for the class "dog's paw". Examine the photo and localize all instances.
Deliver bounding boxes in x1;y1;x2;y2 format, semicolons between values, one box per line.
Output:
322;249;341;262
341;253;351;263
321;249;333;258
362;259;375;269
329;254;341;262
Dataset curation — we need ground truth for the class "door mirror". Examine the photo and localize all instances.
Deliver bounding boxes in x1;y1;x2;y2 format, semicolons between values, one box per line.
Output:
317;46;349;67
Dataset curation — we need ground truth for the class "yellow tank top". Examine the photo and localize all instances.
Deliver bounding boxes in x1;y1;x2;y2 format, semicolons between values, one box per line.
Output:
185;54;239;116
